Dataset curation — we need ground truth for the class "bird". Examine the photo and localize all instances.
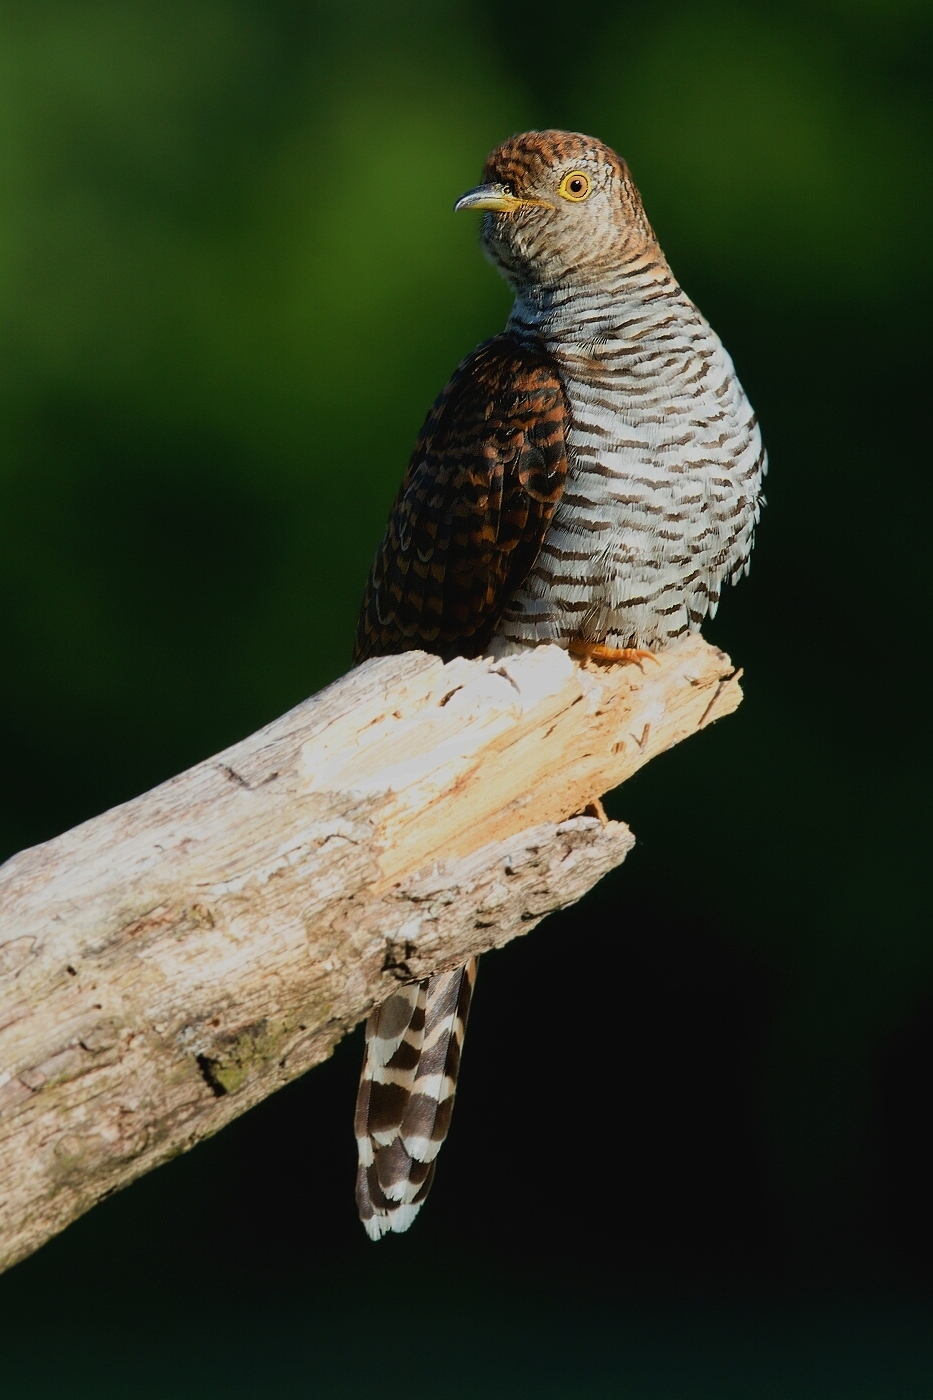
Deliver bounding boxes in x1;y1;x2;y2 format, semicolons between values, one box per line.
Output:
352;129;766;1240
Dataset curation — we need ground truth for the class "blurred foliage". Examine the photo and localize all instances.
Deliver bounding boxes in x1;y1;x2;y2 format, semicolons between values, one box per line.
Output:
0;0;525;830
0;0;931;1368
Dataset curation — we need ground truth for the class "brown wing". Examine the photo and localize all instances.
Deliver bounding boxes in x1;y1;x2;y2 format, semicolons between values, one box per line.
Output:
354;334;570;663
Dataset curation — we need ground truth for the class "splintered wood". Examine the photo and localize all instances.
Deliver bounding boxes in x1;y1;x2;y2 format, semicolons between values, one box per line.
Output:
0;635;741;1272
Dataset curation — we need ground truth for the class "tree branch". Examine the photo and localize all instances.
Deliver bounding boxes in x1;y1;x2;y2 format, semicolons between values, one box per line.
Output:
0;635;741;1272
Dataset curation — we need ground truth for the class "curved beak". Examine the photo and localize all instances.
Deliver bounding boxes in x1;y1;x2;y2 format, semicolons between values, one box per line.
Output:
453;183;550;213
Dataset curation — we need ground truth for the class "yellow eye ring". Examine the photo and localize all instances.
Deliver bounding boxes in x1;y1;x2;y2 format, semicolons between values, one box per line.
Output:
558;170;591;202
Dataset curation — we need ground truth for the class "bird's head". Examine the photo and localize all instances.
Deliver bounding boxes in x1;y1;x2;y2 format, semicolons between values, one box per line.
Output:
455;130;657;295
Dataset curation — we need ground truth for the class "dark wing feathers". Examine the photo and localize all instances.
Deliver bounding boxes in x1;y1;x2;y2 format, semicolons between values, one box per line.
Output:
353;335;566;1238
354;334;569;662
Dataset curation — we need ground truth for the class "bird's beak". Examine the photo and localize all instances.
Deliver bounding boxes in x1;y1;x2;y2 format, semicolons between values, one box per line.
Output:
453;184;550;213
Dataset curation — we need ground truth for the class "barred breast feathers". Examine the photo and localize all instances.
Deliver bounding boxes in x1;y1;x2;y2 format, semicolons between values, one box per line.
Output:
498;261;766;652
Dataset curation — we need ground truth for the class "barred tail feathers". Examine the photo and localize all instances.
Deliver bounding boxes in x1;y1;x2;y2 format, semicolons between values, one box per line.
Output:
355;959;477;1240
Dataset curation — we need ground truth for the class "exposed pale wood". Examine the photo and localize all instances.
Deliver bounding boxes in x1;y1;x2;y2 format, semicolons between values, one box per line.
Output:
0;635;741;1273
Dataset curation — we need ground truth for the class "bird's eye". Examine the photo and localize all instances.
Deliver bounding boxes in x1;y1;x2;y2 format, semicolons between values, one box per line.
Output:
558;170;591;202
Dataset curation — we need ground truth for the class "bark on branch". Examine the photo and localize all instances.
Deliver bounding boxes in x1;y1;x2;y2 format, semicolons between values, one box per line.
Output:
0;635;741;1273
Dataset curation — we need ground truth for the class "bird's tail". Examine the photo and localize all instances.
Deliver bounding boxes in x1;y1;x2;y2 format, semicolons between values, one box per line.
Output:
355;958;477;1240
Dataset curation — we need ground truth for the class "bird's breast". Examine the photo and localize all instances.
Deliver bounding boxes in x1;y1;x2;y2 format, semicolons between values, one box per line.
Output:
498;294;766;649
550;320;758;515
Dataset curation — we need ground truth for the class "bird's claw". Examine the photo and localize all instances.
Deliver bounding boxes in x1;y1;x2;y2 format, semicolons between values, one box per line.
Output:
568;639;661;671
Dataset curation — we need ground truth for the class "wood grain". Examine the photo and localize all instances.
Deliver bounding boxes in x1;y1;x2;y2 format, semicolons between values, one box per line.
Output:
0;635;740;1272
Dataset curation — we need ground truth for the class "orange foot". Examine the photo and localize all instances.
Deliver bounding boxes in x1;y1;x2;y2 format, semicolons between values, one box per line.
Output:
568;638;661;669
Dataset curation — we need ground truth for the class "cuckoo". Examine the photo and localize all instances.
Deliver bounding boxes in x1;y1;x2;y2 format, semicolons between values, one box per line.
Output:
352;130;766;1239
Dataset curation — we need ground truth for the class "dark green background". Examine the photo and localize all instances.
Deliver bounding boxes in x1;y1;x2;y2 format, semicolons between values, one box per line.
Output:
1;2;930;1395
